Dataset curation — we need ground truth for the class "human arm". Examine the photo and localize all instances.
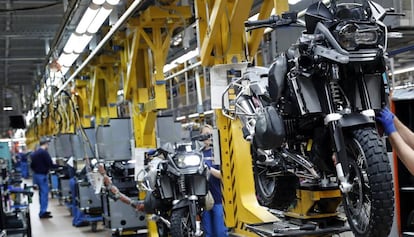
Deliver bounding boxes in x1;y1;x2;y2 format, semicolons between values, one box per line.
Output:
394;117;414;150
388;132;414;176
208;166;222;179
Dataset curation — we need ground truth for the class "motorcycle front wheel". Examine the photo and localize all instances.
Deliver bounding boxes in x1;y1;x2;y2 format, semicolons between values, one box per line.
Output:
170;208;194;237
343;127;394;237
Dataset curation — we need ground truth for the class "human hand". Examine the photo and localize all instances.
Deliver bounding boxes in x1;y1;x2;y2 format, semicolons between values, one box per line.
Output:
376;107;396;136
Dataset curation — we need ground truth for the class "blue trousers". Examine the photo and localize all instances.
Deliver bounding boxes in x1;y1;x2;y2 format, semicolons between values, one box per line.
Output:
202;204;228;237
21;162;29;178
33;173;49;217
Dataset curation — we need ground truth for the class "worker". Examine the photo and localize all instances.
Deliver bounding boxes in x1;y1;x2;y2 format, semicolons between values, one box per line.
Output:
376;107;414;175
30;137;53;218
199;124;228;237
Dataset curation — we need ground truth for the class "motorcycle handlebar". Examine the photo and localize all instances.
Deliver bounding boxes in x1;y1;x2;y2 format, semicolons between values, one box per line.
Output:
245;15;280;28
244;12;297;31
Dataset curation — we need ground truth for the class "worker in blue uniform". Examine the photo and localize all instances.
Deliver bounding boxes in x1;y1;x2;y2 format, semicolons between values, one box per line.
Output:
30;137;53;218
199;124;228;237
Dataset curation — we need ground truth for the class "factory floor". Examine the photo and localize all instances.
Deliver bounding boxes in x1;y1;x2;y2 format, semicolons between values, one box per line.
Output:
18;178;368;237
19;179;112;237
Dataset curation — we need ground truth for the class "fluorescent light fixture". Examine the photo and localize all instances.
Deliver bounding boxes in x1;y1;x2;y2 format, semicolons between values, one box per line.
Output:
163;49;199;73
176;116;186;121
106;0;120;5
288;0;302;5
64;33;82;53
203;110;214;115
93;0;106;4
188;113;200;118
87;3;113;34
73;33;93;53
76;4;101;34
390;66;414;75
58;52;79;67
61;66;70;75
3;107;13;111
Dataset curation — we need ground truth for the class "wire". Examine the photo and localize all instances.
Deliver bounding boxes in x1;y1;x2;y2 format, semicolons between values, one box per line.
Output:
0;2;61;13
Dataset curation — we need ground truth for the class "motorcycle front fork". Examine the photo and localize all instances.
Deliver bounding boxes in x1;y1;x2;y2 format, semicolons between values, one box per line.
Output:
328;120;353;193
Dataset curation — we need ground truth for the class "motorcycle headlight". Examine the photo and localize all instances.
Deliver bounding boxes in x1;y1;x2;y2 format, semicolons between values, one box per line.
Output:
338;24;379;50
176;154;201;168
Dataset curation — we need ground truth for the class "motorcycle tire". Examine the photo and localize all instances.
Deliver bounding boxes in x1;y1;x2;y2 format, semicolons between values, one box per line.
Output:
253;160;299;210
343;128;394;237
170;208;193;237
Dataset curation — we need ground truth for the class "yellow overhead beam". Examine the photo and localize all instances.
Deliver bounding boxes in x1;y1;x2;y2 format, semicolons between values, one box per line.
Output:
247;0;289;60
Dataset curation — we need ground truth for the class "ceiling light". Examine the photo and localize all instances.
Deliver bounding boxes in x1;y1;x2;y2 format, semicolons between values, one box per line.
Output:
76;4;101;34
3;107;13;111
176;116;186;121
64;33;82;53
106;0;120;5
58;52;79;67
73;33;93;53
87;3;113;34
390;66;414;75
188;113;200;118
93;0;106;4
288;0;302;5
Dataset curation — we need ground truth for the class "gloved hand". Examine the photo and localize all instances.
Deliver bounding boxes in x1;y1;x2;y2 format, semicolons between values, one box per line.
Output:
376;107;397;136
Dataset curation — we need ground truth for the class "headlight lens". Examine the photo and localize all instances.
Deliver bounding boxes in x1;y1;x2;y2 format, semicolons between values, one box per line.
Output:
176;154;201;168
338;24;379;50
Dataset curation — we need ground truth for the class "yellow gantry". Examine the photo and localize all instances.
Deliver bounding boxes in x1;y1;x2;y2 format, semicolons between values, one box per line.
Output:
195;0;288;235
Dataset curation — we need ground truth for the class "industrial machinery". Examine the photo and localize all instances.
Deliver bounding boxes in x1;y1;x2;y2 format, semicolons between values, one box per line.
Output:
0;158;33;237
219;0;397;236
138;142;210;237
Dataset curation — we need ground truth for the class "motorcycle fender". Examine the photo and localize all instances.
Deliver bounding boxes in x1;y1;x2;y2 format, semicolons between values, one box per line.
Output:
172;199;190;211
338;113;375;129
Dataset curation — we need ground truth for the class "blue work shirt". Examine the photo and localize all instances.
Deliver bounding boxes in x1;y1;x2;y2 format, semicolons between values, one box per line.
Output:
203;148;222;204
30;148;53;175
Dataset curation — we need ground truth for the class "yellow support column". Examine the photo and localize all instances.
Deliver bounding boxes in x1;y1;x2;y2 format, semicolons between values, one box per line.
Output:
118;4;192;236
89;60;119;125
195;0;289;235
73;80;92;128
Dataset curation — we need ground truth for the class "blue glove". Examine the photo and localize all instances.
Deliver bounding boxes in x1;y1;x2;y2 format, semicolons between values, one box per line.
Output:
376;107;396;135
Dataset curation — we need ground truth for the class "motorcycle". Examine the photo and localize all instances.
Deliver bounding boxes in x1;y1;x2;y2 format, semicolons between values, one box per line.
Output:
137;142;211;237
221;0;396;236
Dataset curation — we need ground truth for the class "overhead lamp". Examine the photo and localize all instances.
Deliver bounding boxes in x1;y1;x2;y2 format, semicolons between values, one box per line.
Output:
3;107;13;111
176;116;186;121
76;3;102;34
390;66;414;75
58;52;79;67
163;49;199;73
73;33;93;53
87;3;113;34
188;113;200;118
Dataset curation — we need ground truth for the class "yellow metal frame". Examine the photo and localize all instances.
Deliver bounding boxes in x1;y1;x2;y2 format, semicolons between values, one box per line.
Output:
285;189;342;219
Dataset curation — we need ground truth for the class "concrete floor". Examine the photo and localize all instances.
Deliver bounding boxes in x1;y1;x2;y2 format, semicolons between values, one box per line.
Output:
29;188;111;237
12;177;395;237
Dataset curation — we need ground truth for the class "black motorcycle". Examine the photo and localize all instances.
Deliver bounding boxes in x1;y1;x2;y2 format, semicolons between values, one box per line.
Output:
221;0;396;236
137;143;210;237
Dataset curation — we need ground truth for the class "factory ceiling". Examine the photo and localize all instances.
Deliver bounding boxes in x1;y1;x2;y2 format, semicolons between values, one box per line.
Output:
0;0;413;137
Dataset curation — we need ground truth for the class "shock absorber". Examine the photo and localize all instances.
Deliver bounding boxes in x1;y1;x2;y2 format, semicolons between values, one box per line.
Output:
329;81;342;111
178;175;186;195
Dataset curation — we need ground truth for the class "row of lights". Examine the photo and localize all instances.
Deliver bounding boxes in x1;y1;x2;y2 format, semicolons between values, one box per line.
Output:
28;0;120;123
57;0;120;75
